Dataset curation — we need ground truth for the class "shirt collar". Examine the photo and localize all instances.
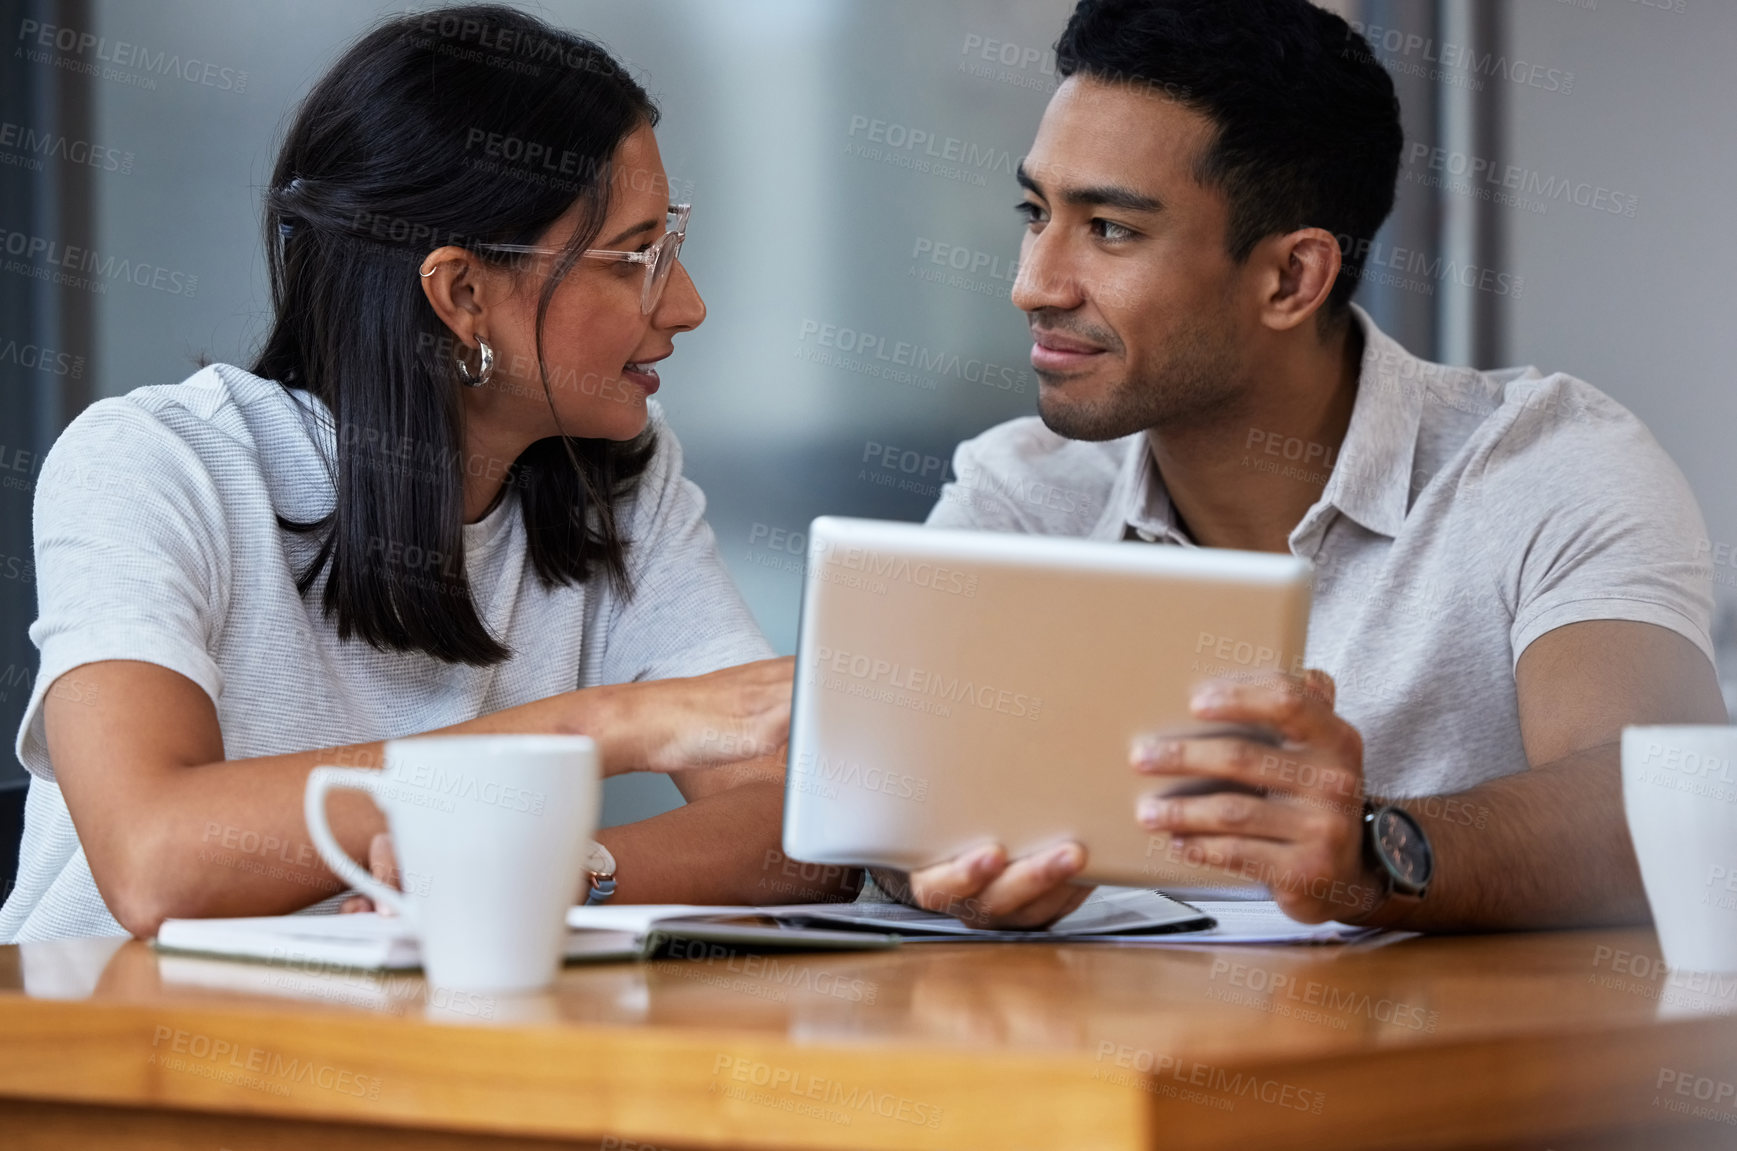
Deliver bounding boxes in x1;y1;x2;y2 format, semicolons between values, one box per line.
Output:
1303;304;1425;543
1104;432;1192;545
1113;304;1425;550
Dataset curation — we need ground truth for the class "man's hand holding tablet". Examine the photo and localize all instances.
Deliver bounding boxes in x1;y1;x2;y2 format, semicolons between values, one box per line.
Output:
896;668;1386;930
1131;669;1383;925
881;842;1094;931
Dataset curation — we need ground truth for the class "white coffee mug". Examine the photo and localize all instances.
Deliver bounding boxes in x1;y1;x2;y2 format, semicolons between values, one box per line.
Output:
1621;726;1737;974
305;734;600;992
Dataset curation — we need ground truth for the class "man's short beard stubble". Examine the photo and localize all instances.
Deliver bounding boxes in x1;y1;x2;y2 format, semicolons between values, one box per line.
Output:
1036;312;1247;443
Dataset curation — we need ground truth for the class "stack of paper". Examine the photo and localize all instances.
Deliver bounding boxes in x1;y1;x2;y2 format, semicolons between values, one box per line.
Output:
772;889;1375;945
154;891;1378;977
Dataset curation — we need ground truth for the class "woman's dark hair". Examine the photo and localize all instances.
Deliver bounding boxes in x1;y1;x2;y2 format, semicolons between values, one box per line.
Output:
254;4;659;666
1056;0;1403;318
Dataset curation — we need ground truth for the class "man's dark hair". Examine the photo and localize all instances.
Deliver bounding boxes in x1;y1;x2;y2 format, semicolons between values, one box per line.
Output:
1056;0;1403;317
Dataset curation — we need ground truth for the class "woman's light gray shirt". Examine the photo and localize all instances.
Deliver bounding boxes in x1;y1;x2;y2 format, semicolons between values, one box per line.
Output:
2;364;772;942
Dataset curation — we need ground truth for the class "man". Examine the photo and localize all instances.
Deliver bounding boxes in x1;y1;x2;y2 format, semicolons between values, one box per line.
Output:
874;0;1724;931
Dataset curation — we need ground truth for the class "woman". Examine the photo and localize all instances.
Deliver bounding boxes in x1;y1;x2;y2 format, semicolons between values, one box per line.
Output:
0;5;838;943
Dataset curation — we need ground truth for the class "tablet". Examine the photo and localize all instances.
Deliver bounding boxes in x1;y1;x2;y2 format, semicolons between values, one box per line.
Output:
781;516;1313;891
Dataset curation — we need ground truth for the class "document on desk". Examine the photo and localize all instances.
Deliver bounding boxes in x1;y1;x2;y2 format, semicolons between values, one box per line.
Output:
1119;900;1380;945
773;889;1377;945
154;892;1367;976
771;887;1212;940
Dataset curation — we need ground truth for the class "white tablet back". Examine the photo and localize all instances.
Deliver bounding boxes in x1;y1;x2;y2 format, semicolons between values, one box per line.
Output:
782;516;1312;891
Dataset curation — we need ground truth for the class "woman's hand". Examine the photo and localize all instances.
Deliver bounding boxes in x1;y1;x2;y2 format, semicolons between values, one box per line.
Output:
338;833;401;916
591;656;794;775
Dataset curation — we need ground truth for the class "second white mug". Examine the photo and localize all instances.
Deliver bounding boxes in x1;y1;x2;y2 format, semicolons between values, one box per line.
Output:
1622;725;1737;975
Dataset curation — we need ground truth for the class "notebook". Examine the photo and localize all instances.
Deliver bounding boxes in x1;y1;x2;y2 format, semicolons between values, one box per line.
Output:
152;905;899;972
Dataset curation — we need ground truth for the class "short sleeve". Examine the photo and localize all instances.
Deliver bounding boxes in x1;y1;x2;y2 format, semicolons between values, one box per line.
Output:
587;411;774;686
15;402;230;781
1483;381;1715;668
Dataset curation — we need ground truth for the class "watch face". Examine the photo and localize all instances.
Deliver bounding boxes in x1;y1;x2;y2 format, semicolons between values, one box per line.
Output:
1373;808;1431;889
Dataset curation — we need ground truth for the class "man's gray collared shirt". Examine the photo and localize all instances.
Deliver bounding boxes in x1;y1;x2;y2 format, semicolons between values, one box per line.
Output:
927;306;1713;796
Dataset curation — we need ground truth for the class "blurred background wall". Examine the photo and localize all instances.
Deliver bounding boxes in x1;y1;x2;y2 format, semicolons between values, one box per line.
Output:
1;0;1733;834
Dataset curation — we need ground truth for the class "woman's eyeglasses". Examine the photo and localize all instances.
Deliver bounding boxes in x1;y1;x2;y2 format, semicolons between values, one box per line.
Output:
468;203;691;315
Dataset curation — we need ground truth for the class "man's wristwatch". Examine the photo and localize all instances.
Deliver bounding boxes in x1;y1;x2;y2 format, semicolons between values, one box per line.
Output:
583;841;617;906
1357;799;1432;924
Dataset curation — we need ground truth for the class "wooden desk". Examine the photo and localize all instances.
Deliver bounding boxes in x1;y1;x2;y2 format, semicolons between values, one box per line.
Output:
1;926;1734;1150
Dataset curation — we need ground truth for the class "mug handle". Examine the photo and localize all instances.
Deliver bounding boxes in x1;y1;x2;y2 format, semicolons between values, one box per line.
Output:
304;767;413;922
